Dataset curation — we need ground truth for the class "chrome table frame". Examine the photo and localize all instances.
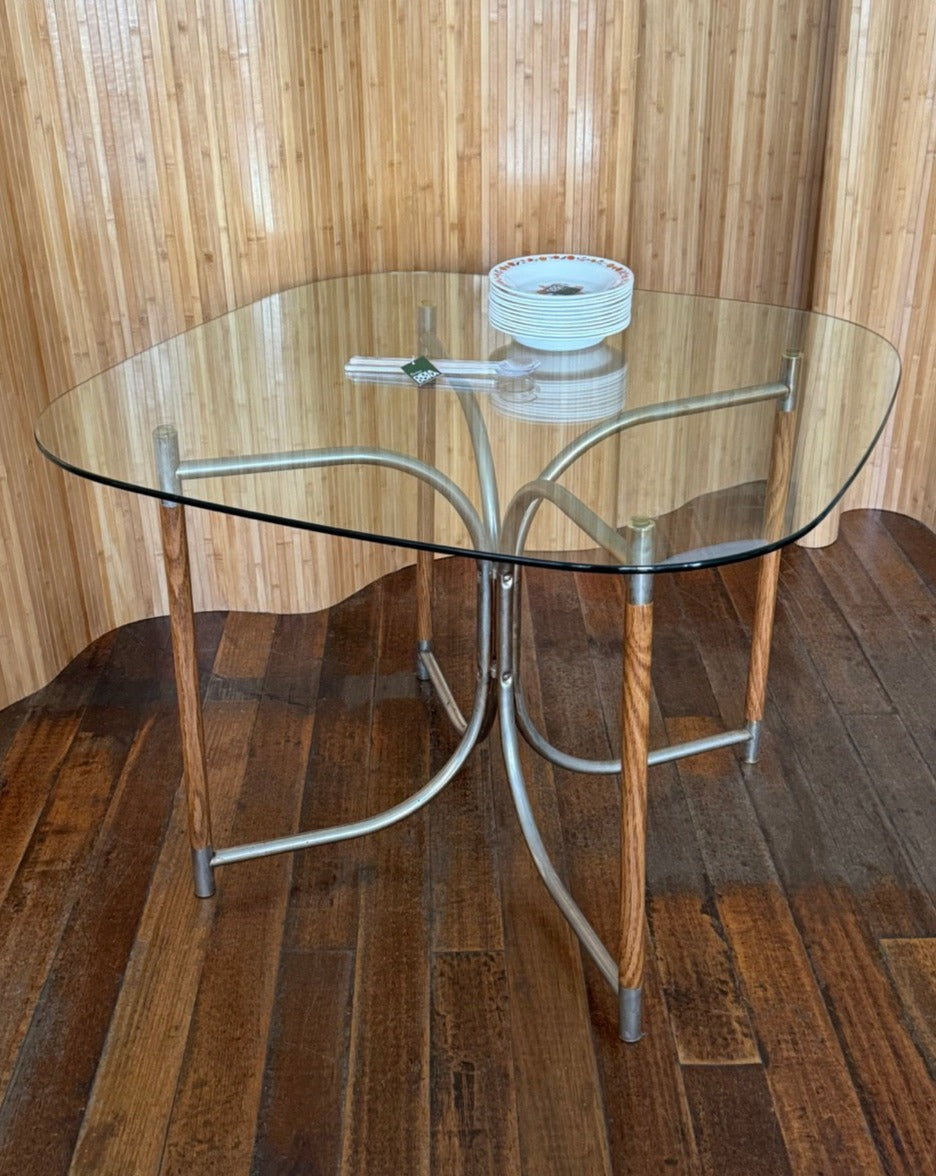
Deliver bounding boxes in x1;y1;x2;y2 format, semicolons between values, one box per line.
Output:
152;336;798;1044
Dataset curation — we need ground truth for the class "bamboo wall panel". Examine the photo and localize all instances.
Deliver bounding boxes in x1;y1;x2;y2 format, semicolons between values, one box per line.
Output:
810;0;936;541
0;0;643;706
0;2;95;701
1;0;930;706
627;0;833;303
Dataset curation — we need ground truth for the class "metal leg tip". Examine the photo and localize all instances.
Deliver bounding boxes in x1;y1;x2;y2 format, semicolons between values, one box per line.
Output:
743;719;762;764
618;987;643;1043
416;639;432;681
191;846;216;898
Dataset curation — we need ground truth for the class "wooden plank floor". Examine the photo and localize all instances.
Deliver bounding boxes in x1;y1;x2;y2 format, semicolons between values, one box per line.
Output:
1;508;935;1175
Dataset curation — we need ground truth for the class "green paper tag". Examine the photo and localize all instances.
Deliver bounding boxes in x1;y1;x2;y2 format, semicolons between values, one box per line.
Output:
402;356;441;386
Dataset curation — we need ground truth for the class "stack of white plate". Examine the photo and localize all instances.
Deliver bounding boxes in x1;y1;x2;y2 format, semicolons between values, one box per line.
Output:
490;341;627;424
488;253;634;350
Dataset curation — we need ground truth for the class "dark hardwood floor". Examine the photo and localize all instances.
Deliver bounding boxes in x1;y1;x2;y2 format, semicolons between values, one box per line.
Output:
0;509;935;1175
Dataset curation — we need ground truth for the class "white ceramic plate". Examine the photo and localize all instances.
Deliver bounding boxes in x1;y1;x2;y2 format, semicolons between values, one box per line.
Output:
490;254;634;297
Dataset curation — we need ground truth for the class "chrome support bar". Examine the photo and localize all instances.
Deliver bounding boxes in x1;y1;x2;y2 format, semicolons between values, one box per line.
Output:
503;479;631;563
419;565;497;740
505;380;792;563
652;728;751;765
211;714;479;866
516;671;751;771
177;446;478;537
514;687;619;773
541;381;792;484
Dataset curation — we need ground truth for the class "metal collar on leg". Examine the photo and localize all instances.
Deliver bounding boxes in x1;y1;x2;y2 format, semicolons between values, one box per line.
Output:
780;350;801;413
495;562;619;995
627;516;655;606
153;424;182;505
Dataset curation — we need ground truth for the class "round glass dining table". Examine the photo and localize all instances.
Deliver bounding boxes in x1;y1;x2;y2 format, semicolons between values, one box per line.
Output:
36;273;900;1042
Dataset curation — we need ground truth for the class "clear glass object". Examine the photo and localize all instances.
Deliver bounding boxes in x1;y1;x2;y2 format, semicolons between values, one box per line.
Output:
36;273;901;572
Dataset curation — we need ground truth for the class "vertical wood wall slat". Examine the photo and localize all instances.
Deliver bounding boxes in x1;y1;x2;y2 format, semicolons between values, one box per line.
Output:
810;0;936;542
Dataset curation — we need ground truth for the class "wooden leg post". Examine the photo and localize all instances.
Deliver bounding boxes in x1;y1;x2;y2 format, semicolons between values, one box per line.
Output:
619;517;655;1041
416;550;433;679
415;302;437;680
159;500;215;897
743;546;782;763
744;352;799;762
619;593;653;1041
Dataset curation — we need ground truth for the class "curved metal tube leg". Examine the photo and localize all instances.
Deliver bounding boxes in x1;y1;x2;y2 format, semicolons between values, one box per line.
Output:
496;566;619;995
476;565;500;743
514;680;619;775
213;669;489;866
213;560;493;868
418;564;498;742
160;432;495;882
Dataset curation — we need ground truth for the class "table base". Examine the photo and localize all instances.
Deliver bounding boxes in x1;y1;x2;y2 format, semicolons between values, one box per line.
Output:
159;500;781;1044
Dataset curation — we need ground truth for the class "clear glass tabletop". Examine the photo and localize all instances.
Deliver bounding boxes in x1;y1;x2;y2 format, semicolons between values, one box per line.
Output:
35;272;900;573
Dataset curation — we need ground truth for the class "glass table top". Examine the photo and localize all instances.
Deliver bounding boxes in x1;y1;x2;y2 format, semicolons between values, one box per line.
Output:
36;272;900;573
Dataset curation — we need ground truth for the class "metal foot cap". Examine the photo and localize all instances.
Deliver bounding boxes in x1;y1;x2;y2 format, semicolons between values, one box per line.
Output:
743;719;763;764
619;986;643;1043
191;846;216;898
416;639;432;681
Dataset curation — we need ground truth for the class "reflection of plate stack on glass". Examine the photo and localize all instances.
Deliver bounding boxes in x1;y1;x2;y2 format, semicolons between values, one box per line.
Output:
490;341;628;423
487;254;632;423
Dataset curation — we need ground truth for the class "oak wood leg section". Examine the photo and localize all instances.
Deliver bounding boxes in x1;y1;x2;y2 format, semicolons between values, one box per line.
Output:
159;501;215;896
744;360;796;763
619;594;654;1042
415;381;434;677
742;547;782;763
416;550;433;680
415;304;437;680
